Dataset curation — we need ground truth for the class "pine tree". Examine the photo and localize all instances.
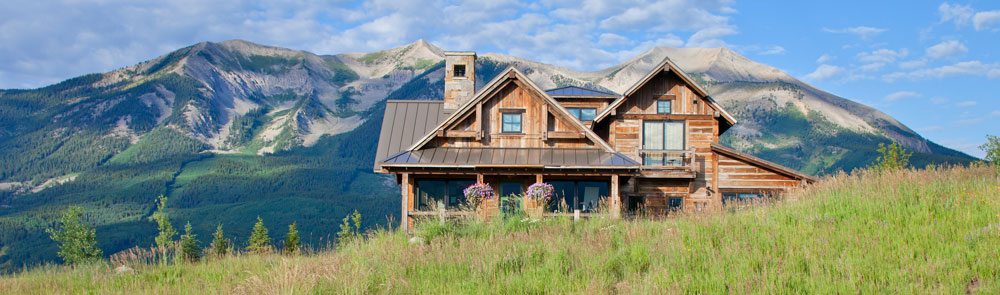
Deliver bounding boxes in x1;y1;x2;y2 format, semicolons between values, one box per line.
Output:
179;222;201;262
46;206;103;265
150;195;176;249
209;224;230;257
284;222;300;255
246;216;272;254
873;141;911;171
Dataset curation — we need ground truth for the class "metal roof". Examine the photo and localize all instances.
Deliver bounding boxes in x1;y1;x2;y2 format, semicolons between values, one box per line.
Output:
380;147;639;169
544;85;619;98
373;100;447;171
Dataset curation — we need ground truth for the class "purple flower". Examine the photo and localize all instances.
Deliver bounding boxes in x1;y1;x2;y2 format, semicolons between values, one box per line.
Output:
463;183;494;207
526;182;554;201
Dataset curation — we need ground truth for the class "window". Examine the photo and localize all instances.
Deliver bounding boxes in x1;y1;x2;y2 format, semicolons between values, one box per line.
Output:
642;121;685;165
453;64;466;78
501;112;522;133
499;181;523;215
567;108;597;121
722;192;767;204
656;100;672;114
414;179;475;210
667;197;684;211
548;180;609;212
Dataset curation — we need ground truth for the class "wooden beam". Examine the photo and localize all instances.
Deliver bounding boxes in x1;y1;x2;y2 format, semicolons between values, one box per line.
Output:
475;101;483;140
541;104;548;141
535;174;543;183
400;173;411;232
546;131;585;139
610;175;621;219
621;114;715;120
442;130;477;138
476;173;484;184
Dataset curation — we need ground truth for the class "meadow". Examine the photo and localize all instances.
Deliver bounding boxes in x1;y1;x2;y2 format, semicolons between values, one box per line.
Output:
1;164;997;294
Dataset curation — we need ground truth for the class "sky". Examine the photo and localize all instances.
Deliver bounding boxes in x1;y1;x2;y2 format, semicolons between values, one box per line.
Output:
0;0;997;157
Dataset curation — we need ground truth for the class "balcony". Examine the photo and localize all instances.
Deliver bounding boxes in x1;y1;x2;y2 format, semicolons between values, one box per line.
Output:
638;148;697;178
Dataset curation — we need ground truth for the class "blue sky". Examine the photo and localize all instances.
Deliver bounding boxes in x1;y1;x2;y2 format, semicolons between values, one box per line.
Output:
0;0;997;157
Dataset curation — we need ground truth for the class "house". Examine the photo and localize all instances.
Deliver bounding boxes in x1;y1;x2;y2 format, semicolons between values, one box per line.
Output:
374;51;815;230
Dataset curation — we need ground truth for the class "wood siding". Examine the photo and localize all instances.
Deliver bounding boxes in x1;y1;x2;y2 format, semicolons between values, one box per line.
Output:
435;81;595;149
717;153;801;189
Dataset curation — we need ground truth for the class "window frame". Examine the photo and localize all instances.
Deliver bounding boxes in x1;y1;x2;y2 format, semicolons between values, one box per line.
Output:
656;100;672;114
452;64;467;78
501;112;523;134
641;120;687;166
567;107;598;121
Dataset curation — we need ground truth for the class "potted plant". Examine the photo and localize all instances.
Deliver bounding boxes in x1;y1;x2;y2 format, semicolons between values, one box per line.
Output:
524;182;554;218
463;183;496;220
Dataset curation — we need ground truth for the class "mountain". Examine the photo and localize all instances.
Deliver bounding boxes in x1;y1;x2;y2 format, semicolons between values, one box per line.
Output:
0;40;974;271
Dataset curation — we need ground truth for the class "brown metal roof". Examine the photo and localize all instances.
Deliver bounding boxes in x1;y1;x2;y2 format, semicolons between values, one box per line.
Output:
380;147;639;169
373;100;447;171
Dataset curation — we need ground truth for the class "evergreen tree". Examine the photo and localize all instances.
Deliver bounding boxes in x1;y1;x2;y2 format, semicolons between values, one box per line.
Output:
209;224;230;257
284;222;300;255
46;206;103;265
150;195;176;249
246;216;272;254
179;222;201;262
873;141;911;171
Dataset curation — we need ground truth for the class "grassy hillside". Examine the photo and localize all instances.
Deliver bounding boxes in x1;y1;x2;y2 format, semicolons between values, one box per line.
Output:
2;165;997;293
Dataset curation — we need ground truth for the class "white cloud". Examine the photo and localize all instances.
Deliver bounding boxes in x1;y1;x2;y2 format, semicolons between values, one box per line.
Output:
956;100;978;107
822;26;887;39
685;25;739;47
598;33;630;46
883;61;1000;81
939;3;974;25
757;46;786;55
857;48;908;64
885;91;919;101
991;110;1000;117
816;54;834;64
899;59;927;69
804;64;844;81
925;40;967;59
974;11;1000;31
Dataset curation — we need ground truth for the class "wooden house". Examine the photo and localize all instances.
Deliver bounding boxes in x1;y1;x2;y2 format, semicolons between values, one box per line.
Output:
374;52;815;230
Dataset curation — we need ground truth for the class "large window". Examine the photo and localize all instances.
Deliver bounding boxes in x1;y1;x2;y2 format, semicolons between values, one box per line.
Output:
414;179;475;210
548;180;609;212
501;112;522;133
567;107;597;121
656;100;672;114
642;121;685;165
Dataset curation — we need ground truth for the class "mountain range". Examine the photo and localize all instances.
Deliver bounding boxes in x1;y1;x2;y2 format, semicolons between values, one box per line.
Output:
0;39;974;271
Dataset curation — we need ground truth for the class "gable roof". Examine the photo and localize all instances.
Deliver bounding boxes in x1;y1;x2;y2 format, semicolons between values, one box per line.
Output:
545;85;619;98
593;57;737;127
711;143;817;183
373;100;448;172
409;67;616;152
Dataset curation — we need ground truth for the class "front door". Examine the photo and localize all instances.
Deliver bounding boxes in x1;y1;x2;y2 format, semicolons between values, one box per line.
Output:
498;181;523;216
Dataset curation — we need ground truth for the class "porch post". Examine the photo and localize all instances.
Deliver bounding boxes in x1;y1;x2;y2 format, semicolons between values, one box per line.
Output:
610;174;621;219
400;173;411;232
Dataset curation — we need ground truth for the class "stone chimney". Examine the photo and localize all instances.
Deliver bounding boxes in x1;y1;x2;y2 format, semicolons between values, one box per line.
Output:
443;51;476;110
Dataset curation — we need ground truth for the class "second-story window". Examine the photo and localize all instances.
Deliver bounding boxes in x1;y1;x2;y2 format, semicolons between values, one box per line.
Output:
656;100;672;114
453;64;466;78
567;107;597;121
501;112;522;133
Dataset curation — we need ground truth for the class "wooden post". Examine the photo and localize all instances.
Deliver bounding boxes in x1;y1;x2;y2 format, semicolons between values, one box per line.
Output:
535;174;543;183
610;174;621;219
476;173;484;184
400;173;411;232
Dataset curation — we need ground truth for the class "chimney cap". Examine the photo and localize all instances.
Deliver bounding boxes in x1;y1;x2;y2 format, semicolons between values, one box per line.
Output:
444;51;476;56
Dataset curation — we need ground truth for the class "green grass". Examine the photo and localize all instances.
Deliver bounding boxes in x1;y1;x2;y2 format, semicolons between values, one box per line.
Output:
2;165;998;293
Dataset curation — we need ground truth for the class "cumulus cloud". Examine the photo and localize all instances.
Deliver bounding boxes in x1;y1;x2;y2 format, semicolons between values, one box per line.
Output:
804;64;844;81
925;40;967;59
938;2;1000;31
822;26;887;39
974;11;1000;31
885;91;920;102
857;49;909;64
0;0;744;88
816;54;835;64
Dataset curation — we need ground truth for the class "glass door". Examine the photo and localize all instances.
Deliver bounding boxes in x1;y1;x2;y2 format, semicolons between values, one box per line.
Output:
498;181;523;216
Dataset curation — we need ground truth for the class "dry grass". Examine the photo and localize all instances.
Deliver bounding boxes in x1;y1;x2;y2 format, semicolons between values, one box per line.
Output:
2;165;998;294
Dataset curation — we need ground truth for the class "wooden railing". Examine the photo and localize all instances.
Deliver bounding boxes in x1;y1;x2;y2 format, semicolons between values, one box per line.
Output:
638;148;696;171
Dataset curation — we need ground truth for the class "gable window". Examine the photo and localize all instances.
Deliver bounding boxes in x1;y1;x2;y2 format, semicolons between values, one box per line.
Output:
656;100;672;114
642;121;685;166
567;107;597;121
453;64;466;78
501;112;522;133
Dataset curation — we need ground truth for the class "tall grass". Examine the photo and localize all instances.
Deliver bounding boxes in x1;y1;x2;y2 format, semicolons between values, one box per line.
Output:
1;165;998;293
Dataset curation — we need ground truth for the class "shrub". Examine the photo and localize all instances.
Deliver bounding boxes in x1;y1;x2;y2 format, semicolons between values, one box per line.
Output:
873;141;911;171
981;134;999;168
246;216;272;254
150;195;176;250
525;182;554;202
46;206;103;265
337;210;362;247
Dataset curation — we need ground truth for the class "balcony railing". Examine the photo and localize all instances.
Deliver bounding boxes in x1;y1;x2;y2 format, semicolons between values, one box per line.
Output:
639;148;696;171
